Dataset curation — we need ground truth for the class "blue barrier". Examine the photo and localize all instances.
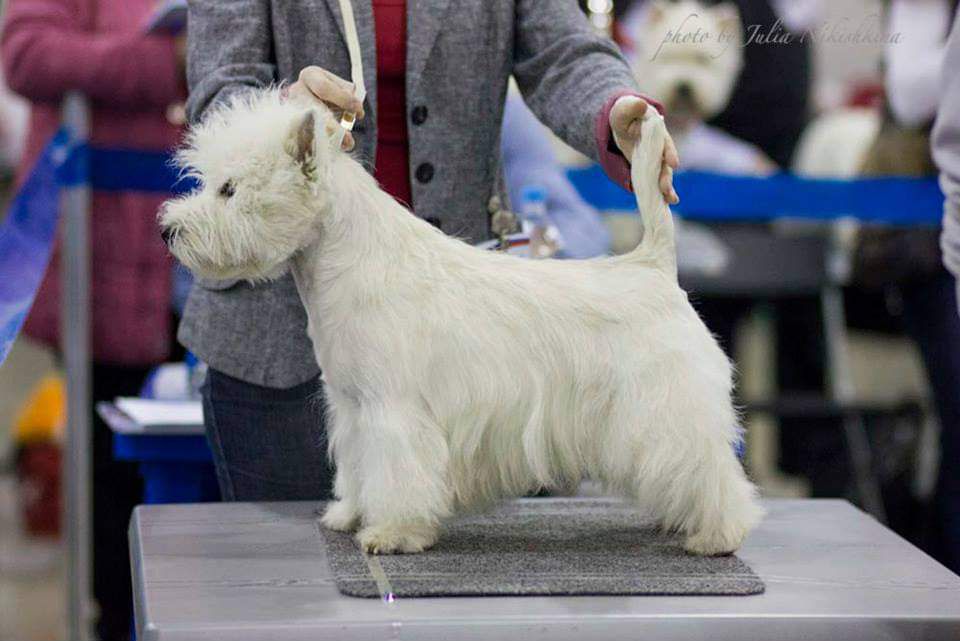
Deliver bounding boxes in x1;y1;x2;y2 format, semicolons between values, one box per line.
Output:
86;147;193;194
0;131;189;365
0;133;948;366
567;165;945;226
0;130;79;363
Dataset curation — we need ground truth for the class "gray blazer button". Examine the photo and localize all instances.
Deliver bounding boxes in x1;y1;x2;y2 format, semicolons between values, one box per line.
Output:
416;162;435;183
411;105;428;125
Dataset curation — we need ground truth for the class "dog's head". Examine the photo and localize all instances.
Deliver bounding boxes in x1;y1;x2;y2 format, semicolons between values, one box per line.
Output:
634;0;743;125
159;89;341;282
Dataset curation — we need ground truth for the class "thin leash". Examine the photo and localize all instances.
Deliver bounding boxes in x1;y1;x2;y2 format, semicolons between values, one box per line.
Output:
334;0;518;250
333;0;367;150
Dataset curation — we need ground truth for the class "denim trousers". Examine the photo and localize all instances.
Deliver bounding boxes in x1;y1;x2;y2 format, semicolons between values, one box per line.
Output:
201;368;334;501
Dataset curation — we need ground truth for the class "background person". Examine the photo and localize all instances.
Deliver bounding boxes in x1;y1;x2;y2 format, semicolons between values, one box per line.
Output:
0;1;186;637
932;1;960;574
829;0;959;575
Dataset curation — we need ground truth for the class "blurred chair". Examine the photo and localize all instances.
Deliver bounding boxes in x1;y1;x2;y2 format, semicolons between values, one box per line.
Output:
681;223;894;520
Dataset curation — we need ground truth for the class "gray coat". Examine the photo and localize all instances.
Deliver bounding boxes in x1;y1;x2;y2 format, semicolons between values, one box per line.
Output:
179;0;640;387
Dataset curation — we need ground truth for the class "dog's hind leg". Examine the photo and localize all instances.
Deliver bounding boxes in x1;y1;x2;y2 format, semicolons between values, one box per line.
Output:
674;446;764;556
605;382;763;556
352;399;453;554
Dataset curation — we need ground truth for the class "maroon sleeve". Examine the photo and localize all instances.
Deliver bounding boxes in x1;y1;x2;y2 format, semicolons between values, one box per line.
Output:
1;0;183;109
595;90;665;192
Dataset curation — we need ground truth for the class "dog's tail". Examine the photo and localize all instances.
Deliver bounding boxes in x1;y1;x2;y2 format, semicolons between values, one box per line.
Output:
625;112;677;278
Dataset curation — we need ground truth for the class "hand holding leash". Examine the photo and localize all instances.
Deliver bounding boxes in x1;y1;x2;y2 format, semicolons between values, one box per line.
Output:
287;66;365;151
287;0;366;151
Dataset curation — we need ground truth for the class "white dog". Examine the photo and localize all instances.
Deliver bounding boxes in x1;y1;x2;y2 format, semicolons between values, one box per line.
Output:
632;0;743;134
160;90;762;556
627;0;774;176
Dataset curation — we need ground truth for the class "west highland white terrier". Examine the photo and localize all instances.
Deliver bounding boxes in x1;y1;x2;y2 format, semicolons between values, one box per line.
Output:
160;90;763;555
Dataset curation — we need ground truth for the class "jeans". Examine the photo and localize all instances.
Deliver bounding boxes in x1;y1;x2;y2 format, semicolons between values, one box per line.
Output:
201;368;334;501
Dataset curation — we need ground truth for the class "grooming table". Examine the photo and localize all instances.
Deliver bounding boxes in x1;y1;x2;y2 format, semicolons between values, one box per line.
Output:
129;498;960;641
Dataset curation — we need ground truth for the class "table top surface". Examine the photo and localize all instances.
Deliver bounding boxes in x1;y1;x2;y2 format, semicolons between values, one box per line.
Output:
130;498;960;641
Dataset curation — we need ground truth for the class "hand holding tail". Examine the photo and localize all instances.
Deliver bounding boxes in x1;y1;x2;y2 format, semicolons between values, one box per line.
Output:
627;111;677;277
609;96;680;204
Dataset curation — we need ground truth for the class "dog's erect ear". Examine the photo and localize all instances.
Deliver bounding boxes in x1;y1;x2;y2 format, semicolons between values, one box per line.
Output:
285;110;318;179
711;2;742;38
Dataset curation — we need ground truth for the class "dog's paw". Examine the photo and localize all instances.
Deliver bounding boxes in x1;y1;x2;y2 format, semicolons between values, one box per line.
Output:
683;527;747;556
321;500;360;532
357;524;437;555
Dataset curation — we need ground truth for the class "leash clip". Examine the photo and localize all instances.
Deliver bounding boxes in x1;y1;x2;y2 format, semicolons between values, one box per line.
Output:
335;0;366;150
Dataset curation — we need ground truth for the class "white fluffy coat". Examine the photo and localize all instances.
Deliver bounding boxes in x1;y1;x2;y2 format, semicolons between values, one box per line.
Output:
160;91;763;555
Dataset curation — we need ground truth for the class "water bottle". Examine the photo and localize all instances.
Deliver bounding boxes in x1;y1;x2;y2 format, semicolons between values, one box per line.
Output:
185;351;208;400
519;185;561;259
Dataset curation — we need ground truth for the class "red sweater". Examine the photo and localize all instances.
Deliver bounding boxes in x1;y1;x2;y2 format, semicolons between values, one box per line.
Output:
370;1;655;207
1;0;185;365
372;0;412;207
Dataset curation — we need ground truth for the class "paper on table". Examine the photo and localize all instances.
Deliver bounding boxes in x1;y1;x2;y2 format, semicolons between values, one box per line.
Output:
144;0;187;34
114;397;202;431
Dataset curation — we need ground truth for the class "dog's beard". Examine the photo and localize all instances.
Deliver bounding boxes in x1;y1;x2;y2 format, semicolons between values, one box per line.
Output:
169;235;288;283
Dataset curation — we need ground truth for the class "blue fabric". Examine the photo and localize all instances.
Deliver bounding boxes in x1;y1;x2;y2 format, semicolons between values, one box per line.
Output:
0;126;947;367
0;129;80;364
86;147;194;194
568;164;945;226
0;129;190;366
502;96;611;258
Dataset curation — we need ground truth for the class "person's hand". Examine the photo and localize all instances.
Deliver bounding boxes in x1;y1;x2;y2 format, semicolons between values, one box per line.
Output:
287;66;365;151
610;95;680;204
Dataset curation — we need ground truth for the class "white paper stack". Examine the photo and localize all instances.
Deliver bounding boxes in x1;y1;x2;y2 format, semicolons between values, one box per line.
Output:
111;397;203;434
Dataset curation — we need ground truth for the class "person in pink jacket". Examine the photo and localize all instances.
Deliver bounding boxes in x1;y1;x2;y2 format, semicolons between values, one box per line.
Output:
1;1;185;638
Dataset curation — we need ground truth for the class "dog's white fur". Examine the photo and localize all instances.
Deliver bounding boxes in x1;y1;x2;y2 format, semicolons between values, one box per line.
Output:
161;90;763;555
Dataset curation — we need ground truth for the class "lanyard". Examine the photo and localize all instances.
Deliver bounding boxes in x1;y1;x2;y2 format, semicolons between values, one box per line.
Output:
334;0;367;149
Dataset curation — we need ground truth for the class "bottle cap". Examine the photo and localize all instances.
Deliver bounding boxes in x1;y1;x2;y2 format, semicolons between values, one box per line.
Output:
520;185;547;204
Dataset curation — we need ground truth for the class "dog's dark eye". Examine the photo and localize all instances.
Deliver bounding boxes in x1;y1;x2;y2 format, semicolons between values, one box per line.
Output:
218;180;236;198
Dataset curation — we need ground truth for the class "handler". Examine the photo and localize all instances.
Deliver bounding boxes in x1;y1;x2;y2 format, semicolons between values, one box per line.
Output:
181;0;678;501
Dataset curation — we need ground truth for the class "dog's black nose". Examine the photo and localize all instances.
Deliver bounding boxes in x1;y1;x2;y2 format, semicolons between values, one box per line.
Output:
160;226;175;247
676;82;693;100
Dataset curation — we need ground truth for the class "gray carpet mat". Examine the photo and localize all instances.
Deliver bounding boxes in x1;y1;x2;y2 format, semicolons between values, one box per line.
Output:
319;498;765;598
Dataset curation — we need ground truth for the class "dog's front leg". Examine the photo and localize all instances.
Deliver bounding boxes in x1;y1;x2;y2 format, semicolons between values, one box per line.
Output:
321;389;363;532
321;461;363;533
352;399;451;554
